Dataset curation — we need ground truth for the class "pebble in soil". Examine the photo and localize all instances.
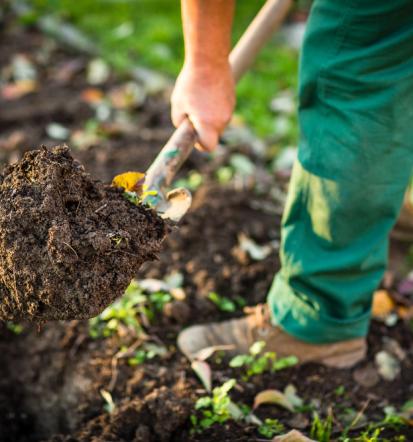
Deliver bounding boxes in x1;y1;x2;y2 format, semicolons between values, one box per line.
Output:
0;145;166;321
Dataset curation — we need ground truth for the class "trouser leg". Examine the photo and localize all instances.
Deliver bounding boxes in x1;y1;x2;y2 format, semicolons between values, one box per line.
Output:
268;0;413;343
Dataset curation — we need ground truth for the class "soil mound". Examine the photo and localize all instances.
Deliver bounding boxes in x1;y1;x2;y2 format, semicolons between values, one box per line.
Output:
0;146;166;321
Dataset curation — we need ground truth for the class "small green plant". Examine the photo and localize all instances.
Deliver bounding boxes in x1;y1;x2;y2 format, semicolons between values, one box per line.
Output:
229;341;298;379
258;418;285;439
6;322;24;335
310;412;333;442
89;280;171;338
124;186;158;207
173;171;203;191
208;292;237;312
191;379;239;431
127;342;168;366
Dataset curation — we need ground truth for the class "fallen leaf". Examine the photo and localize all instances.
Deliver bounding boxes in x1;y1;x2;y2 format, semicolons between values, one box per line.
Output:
1;79;37;100
284;385;303;409
253;389;295;412
137;279;169;293
100;389;115;414
191;360;211;392
81;88;104;104
375;350;400;381
273;429;315;441
372;290;395;319
192;344;235;362
46;122;70;141
112;171;145;193
87;58;110;85
238;232;273;261
11;54;37;81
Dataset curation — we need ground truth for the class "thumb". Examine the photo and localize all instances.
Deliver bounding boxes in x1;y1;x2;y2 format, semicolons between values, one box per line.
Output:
190;118;219;152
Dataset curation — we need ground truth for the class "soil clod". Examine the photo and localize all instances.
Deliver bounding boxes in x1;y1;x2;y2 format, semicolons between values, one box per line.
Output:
0;146;166;321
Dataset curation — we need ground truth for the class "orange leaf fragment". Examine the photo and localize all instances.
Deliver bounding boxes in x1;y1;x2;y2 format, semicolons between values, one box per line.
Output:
372;290;395;318
81;88;104;104
397;305;413;320
1;79;37;100
112;171;145;193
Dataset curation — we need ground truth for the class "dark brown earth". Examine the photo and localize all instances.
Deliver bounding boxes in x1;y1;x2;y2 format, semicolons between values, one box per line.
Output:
0;146;166;321
1;8;413;442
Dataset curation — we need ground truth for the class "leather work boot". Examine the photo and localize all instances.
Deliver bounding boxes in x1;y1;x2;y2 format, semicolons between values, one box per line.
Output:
178;305;366;368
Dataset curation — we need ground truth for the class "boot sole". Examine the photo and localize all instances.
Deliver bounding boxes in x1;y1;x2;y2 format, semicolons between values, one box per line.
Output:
319;347;366;368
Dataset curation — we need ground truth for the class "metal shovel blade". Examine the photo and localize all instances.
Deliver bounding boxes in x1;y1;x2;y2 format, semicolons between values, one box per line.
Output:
160;187;192;222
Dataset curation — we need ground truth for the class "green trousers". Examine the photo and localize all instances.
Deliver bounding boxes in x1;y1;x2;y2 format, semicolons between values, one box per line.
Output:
268;0;413;343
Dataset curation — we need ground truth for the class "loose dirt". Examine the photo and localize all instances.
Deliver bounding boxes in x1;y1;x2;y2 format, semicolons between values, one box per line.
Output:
1;11;413;442
0;146;166;321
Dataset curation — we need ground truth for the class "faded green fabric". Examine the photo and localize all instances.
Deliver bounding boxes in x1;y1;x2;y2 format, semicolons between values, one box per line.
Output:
268;0;413;343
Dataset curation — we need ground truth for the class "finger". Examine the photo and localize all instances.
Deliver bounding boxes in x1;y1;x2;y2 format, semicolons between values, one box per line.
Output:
190;120;219;152
171;104;187;128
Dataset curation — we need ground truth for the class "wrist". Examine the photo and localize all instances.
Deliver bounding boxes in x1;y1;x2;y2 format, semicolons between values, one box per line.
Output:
183;56;231;76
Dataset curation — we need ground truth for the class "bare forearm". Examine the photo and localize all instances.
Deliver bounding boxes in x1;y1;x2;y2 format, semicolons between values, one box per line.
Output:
181;0;235;68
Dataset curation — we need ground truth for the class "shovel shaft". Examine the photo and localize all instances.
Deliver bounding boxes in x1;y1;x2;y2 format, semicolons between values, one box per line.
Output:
145;0;292;193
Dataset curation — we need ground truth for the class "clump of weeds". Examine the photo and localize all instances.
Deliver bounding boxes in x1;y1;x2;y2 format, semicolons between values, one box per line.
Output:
89;280;171;339
229;340;298;379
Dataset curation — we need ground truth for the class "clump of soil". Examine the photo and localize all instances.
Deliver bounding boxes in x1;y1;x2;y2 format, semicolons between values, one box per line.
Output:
0;146;166;321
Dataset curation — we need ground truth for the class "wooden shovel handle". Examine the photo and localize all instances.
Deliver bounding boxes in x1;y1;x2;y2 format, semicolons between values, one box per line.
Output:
145;0;292;191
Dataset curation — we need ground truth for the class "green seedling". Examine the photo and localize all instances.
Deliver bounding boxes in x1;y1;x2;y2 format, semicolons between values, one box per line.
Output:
208;291;237;312
229;341;298;379
258;418;285;439
310;412;333;442
6;322;24;335
191;379;239;431
335;385;346;397
89;280;171;339
173;171;203;191
128;342;168;366
341;426;406;442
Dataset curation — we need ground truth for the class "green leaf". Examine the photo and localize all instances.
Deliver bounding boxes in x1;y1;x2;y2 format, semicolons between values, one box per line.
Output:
272;355;299;371
249;340;266;356
195;396;212;409
229;355;248;368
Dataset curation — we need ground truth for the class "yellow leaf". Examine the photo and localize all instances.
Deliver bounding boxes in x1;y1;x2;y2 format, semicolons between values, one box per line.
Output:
372;290;395;318
253;389;295;412
112;171;145;193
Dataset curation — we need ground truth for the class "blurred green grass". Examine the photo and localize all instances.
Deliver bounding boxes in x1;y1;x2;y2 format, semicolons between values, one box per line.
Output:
30;0;299;141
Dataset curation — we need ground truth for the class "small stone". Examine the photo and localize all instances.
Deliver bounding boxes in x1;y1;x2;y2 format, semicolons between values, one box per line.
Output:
162;300;191;324
353;364;380;388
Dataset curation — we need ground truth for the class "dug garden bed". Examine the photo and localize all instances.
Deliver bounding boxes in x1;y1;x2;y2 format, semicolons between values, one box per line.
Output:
1;9;413;442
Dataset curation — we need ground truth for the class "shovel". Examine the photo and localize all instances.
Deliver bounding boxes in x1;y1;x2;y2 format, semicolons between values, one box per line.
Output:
143;0;292;222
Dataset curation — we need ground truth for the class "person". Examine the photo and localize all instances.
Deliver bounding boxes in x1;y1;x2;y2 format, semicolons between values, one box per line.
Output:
172;0;413;368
